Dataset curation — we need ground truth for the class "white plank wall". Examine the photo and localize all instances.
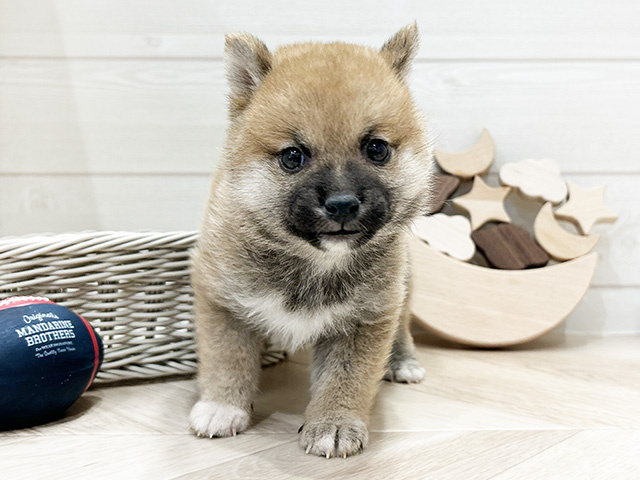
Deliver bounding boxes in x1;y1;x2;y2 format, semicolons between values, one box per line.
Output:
0;1;638;334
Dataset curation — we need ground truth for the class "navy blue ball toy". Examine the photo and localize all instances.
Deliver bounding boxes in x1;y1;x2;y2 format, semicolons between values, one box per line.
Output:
0;296;103;429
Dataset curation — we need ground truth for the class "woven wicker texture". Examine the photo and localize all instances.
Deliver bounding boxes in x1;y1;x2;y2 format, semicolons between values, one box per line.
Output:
0;231;285;383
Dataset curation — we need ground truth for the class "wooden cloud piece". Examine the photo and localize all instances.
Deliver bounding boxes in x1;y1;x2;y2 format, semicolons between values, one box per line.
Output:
452;176;512;230
412;214;475;261
554;182;618;234
409;237;598;347
430;173;461;213
534;202;600;261
499;158;568;205
434;129;495;180
472;223;549;270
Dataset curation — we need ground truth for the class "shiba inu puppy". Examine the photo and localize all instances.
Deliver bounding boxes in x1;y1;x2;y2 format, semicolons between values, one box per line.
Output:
189;23;434;458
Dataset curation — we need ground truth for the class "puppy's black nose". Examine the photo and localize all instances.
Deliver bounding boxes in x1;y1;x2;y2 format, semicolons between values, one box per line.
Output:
323;194;360;223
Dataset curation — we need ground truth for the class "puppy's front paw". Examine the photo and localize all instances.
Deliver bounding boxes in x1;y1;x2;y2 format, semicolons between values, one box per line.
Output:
189;400;250;438
299;418;368;458
384;357;425;383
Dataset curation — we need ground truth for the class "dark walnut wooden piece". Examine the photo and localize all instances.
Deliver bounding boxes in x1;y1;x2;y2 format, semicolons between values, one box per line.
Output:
471;223;549;270
430;173;461;213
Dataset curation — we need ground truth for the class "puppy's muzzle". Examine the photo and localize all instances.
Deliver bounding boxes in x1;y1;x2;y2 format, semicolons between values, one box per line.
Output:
322;194;360;223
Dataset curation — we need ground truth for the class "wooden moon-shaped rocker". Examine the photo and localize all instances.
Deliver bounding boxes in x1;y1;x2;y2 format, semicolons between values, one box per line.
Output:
409;237;598;347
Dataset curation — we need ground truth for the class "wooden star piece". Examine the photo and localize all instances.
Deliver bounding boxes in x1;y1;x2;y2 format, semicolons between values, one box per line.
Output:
452;176;512;230
555;183;618;234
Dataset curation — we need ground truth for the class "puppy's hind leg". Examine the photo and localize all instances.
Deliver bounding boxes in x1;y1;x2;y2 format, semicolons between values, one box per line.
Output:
189;292;262;438
384;284;425;384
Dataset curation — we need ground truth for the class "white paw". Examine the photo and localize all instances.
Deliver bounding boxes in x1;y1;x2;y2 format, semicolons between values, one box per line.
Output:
189;400;250;438
384;358;425;383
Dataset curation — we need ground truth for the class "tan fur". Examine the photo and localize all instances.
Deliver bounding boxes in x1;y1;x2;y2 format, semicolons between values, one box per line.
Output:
189;23;434;458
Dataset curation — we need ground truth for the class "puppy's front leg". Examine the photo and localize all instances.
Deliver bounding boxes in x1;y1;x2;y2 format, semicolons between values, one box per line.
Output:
300;315;396;458
189;294;262;438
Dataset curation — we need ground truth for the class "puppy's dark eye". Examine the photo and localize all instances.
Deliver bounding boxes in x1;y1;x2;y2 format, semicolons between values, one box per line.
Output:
279;147;306;173
364;138;391;165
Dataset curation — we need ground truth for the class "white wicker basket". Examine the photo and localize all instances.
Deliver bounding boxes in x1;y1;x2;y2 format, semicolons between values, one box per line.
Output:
0;231;284;384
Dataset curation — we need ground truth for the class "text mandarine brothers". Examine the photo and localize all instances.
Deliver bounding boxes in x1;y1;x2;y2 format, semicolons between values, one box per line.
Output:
189;23;434;458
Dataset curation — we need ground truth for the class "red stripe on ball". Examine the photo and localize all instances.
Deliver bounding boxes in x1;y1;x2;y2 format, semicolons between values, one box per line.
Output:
0;296;55;311
79;316;100;391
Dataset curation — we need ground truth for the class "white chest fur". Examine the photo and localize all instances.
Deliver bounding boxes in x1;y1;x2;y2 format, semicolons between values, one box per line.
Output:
234;292;353;351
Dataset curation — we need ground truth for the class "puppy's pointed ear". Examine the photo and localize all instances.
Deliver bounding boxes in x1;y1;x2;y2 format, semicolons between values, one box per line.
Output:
380;23;419;80
225;33;272;113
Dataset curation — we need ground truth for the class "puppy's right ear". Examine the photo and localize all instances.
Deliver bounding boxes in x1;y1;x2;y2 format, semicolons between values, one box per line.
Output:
225;33;272;115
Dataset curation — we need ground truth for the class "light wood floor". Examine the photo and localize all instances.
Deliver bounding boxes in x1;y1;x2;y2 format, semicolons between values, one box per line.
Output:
2;329;640;479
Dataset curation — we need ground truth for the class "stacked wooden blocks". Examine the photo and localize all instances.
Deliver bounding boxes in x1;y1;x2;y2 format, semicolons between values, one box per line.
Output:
410;130;617;347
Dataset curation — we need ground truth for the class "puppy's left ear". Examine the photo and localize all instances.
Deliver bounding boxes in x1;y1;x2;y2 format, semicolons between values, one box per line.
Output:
225;33;272;114
380;23;419;80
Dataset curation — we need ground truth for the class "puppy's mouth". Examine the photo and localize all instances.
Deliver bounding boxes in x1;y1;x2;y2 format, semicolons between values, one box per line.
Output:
318;228;362;240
